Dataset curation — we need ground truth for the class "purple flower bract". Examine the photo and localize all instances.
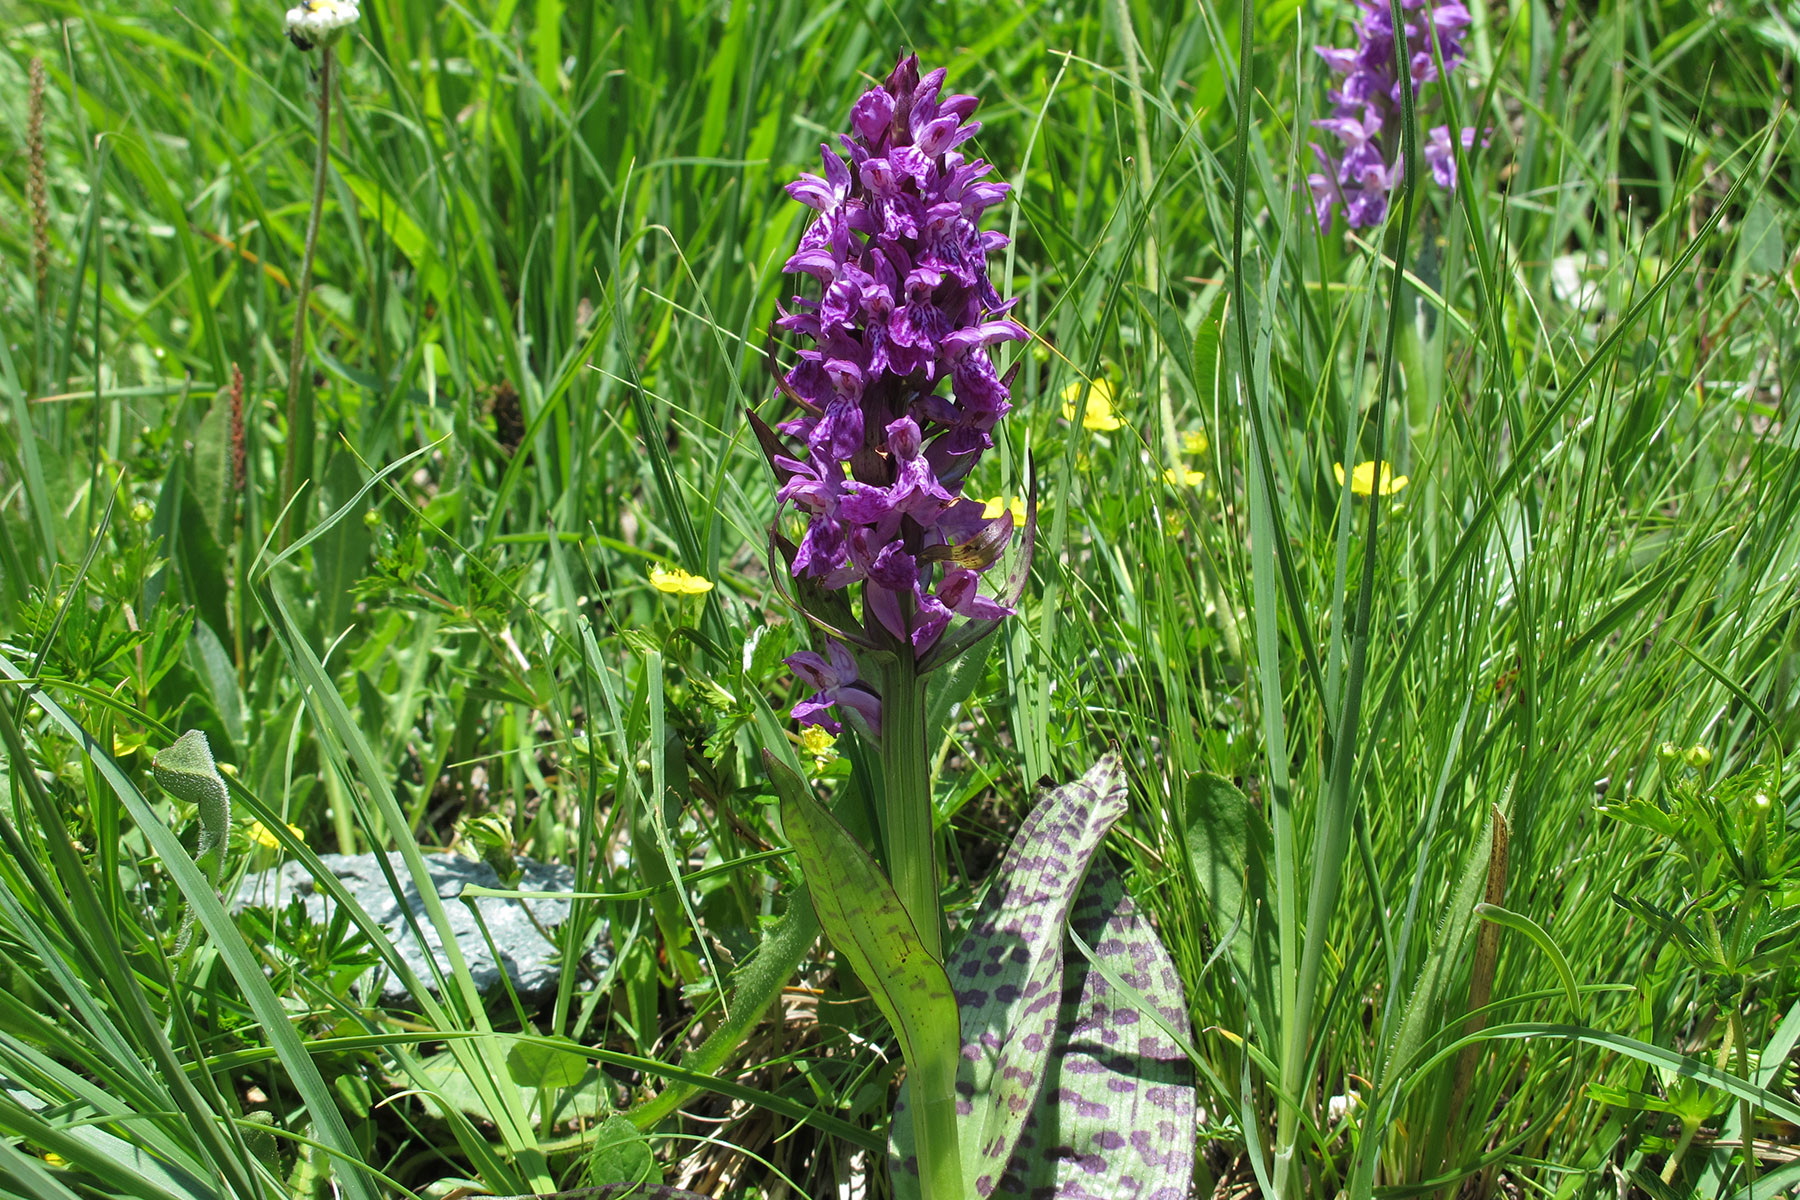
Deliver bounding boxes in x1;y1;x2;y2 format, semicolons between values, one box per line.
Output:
1309;0;1478;230
766;54;1025;732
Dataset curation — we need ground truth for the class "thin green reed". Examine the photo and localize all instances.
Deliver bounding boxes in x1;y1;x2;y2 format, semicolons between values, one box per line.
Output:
1226;0;1421;1184
280;45;335;548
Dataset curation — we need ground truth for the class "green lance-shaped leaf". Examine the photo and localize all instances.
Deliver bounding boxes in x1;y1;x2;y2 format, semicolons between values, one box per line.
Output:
995;857;1196;1198
1182;770;1275;1016
152;731;232;948
764;752;962;1200
893;753;1158;1199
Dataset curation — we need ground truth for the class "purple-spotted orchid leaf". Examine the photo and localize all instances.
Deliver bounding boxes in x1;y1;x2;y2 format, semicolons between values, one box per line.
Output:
995;856;1196;1197
891;753;1193;1199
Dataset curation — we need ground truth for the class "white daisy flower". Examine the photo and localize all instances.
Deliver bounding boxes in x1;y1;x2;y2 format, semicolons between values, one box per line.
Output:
285;0;359;51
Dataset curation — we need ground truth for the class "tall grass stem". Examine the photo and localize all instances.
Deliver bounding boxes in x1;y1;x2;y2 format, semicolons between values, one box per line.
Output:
281;46;333;548
1109;0;1181;472
28;57;50;313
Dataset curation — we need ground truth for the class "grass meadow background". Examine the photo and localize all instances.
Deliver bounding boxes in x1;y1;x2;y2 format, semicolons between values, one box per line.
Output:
2;0;1799;1196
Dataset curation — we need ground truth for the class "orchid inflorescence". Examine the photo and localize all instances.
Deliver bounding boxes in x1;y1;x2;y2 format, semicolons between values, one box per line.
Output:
753;53;1033;739
1308;0;1478;230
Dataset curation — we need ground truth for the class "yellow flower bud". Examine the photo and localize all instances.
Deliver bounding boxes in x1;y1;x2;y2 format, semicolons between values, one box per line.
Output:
246;820;304;850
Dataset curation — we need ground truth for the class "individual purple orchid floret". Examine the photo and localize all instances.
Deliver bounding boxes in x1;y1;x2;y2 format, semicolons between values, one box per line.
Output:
787;642;884;736
1308;0;1479;230
760;53;1028;735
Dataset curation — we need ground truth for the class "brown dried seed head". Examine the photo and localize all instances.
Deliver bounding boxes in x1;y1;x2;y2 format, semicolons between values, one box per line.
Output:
28;58;50;307
229;363;247;493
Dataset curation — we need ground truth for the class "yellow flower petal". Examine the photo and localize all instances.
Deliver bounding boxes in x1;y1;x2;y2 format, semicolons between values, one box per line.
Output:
1060;379;1124;432
1163;467;1205;487
981;495;1027;527
649;565;716;595
1334;460;1408;497
247;820;304;850
800;726;837;758
1182;428;1210;456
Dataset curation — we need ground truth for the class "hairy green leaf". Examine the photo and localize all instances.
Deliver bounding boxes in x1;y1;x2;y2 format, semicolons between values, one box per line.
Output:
151;731;229;889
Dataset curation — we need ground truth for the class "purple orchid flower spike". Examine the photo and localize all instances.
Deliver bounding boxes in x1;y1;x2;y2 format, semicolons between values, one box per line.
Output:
755;52;1032;734
1309;0;1482;230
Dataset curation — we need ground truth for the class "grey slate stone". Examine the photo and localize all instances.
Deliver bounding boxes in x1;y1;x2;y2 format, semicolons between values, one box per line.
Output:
234;852;602;1007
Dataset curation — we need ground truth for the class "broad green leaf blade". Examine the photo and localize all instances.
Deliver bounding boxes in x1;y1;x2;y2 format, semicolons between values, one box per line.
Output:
1181;770;1274;1011
585;1114;662;1189
892;753;1130;1199
997;858;1195;1198
504;1037;589;1090
764;751;959;1194
767;752;957;1069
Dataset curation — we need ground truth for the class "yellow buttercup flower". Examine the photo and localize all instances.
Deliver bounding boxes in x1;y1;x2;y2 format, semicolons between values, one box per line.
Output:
982;495;1028;527
1061;379;1124;432
799;725;838;768
247;820;304;850
1182;428;1210;456
1163;467;1205;487
1334;460;1408;497
649;565;715;595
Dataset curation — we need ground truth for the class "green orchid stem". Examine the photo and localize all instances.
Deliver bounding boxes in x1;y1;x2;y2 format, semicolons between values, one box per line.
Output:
880;655;964;1200
880;655;942;960
911;1044;967;1200
281;45;332;549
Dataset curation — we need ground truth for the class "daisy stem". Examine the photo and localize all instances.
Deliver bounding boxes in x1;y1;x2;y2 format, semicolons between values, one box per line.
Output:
281;45;333;548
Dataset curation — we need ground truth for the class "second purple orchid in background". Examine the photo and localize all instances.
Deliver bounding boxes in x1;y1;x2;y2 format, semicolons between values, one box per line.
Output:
1309;0;1479;230
755;53;1030;737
